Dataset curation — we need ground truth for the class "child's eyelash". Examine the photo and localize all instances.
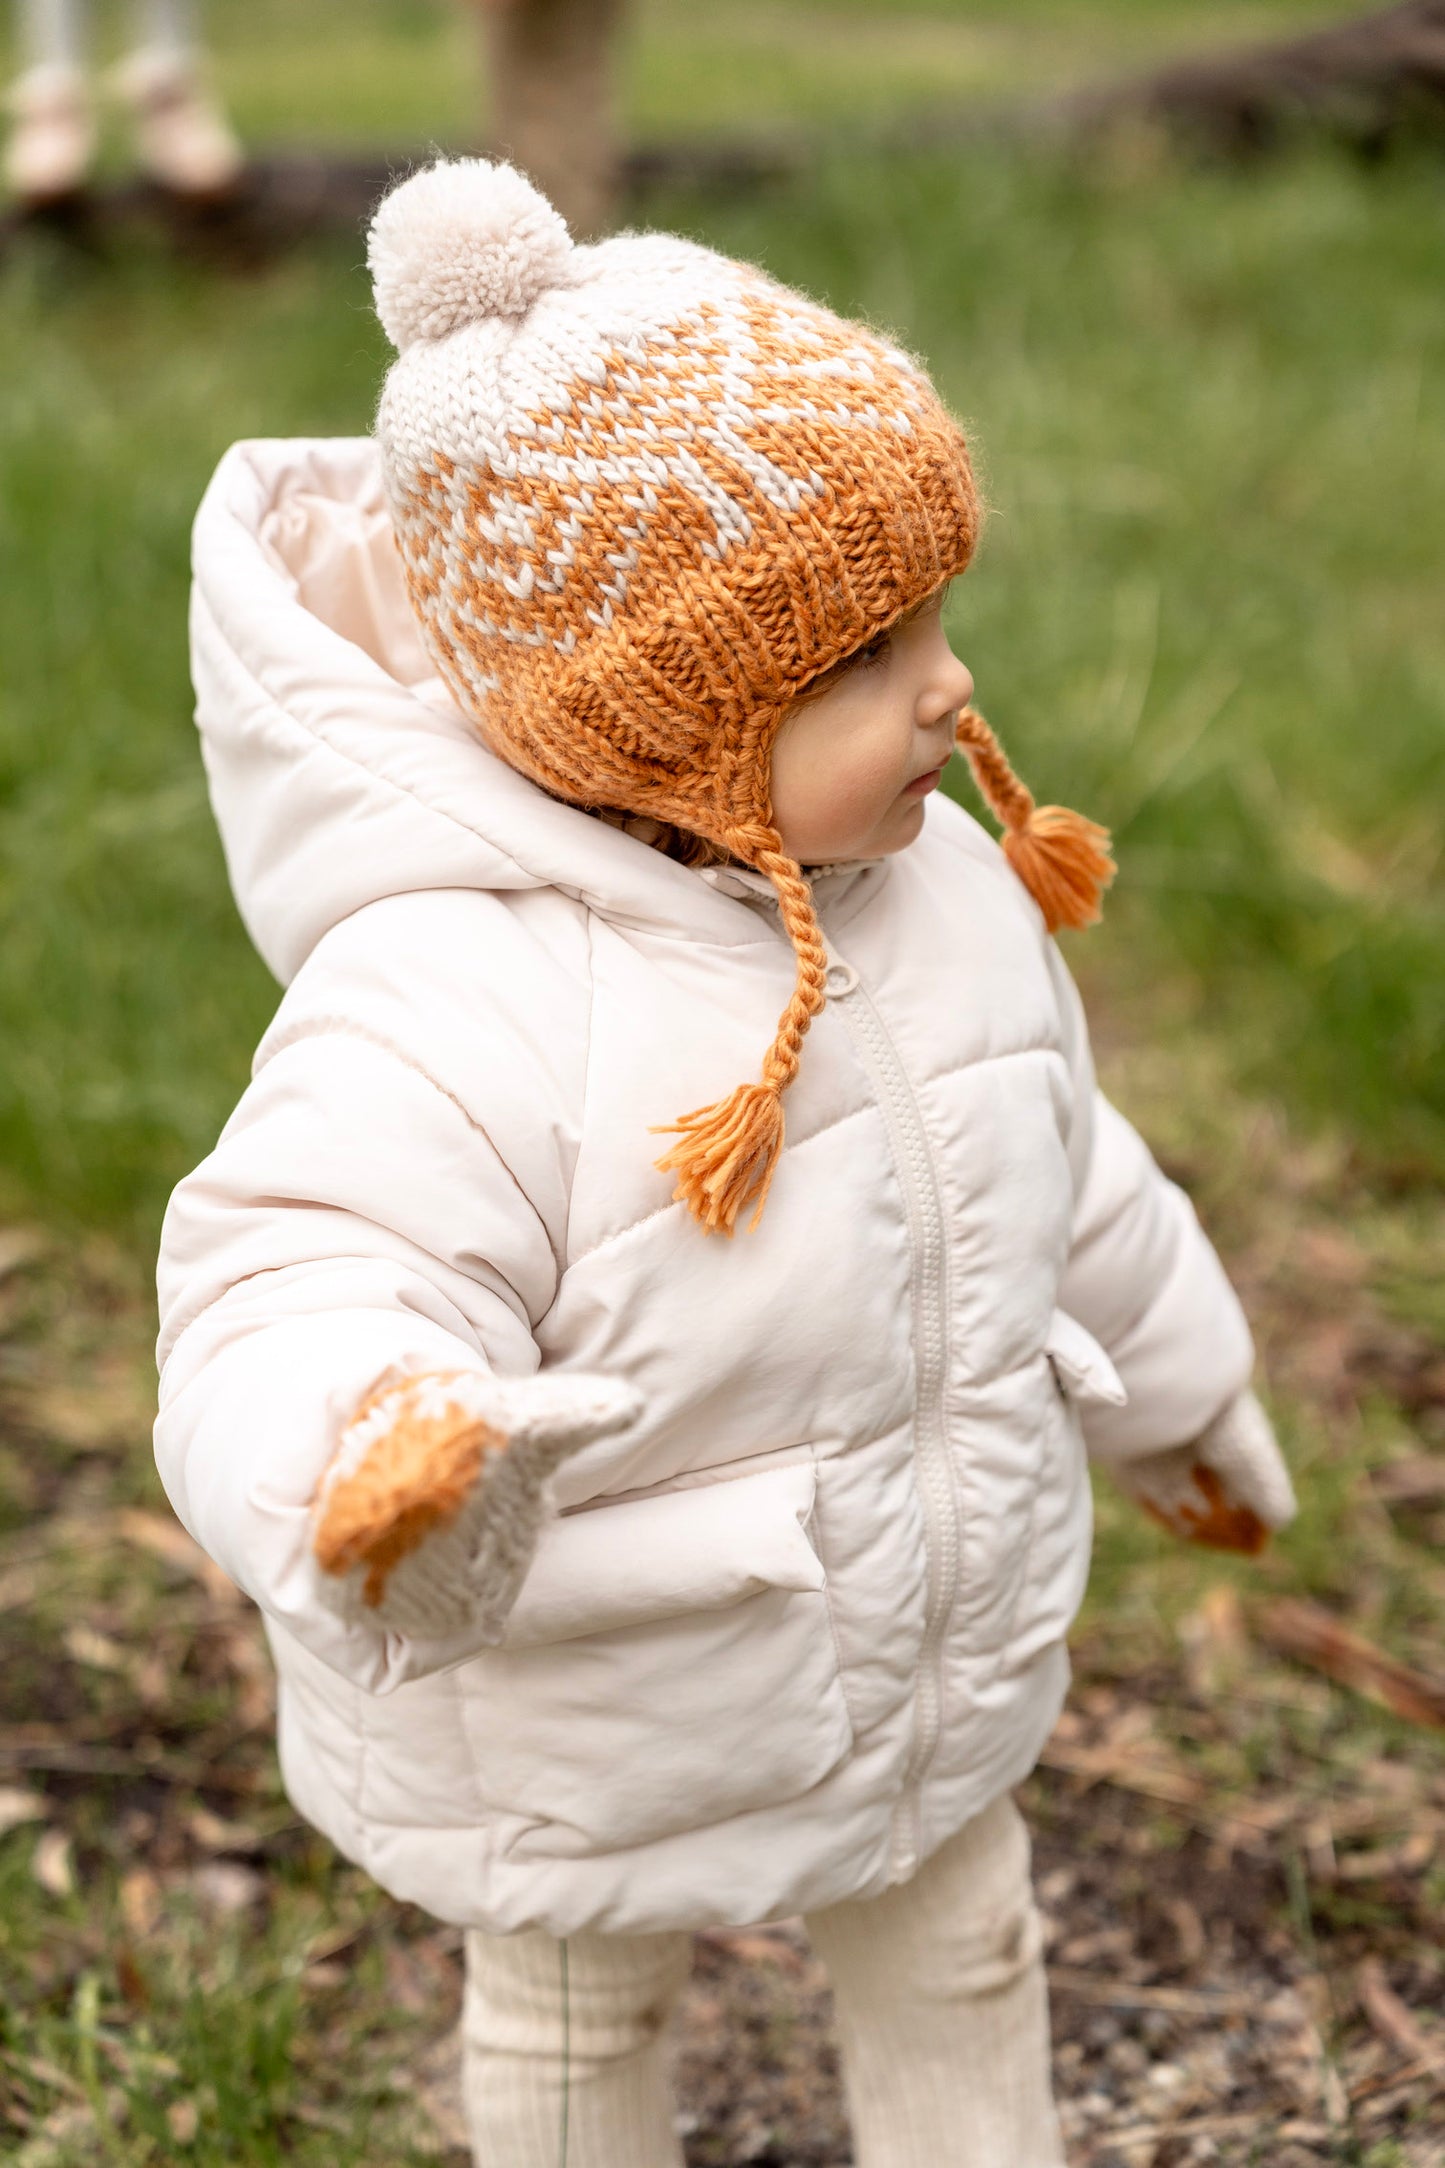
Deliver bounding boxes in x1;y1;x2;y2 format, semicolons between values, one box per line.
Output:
857;633;891;668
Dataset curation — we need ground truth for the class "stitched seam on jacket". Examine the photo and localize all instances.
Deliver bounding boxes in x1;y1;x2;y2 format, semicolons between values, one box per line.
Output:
559;914;598;1277
807;1444;861;1743
565;1094;879;1275
196;1030;1067;1340
262;1012;562;1285
258;1013;484;1129
919;1040;1067;1101
257;1016;556;1267
161;1255;489;1389
161;1026;552;1357
268;1001;558;1205
163;1258;350;1373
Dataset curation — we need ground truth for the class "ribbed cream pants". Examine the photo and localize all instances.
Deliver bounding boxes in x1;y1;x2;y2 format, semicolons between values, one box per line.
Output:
462;1792;1064;2168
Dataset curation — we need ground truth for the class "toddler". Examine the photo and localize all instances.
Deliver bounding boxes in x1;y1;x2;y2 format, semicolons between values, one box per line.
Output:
156;158;1298;2167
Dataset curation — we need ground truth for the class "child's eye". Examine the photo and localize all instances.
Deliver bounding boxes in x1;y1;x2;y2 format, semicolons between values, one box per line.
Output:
857;632;891;669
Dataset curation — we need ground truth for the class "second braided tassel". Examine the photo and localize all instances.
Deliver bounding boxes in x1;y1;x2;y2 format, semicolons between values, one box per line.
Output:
1002;805;1115;933
955;707;1116;933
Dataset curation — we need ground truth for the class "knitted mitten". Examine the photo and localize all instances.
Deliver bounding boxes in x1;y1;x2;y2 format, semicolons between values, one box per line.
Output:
1113;1388;1297;1555
311;1368;642;1642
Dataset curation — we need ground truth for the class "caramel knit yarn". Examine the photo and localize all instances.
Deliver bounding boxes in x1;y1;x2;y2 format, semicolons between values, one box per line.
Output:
370;158;1111;1236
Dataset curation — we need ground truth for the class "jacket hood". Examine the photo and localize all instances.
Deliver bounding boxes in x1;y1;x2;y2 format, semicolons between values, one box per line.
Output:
190;439;885;984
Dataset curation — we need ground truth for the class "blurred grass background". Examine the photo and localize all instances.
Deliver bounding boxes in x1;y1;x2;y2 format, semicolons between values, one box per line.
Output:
1;0;1440;1243
0;0;1382;147
1;5;1442;2160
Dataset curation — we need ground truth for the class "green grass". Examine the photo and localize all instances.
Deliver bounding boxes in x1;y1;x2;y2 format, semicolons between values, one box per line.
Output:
2;125;1442;1243
0;242;375;1234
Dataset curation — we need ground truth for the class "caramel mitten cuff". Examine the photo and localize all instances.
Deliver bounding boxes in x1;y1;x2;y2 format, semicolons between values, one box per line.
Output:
310;1368;642;1642
1115;1388;1297;1554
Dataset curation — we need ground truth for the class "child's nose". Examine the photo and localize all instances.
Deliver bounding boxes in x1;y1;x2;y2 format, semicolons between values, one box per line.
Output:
920;655;974;728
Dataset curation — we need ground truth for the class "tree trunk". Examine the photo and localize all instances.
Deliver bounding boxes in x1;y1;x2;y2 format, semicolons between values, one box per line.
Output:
473;0;628;238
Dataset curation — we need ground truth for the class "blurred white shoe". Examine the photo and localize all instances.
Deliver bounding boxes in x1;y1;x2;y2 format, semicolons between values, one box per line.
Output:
111;46;244;199
4;63;95;207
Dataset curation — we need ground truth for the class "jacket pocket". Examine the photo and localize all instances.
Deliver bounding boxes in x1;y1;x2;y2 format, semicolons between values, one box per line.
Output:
501;1461;828;1648
454;1462;855;1854
1004;1311;1124;1669
1044;1309;1127;1410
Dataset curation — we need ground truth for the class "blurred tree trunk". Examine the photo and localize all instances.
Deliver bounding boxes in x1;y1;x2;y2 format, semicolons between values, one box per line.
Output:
473;0;628;238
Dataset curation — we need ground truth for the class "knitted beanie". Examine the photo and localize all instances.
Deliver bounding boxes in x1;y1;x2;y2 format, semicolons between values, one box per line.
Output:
369;158;1112;1236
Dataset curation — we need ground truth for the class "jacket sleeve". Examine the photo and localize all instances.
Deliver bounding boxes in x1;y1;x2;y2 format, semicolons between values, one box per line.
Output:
155;1020;563;1692
1046;944;1256;1464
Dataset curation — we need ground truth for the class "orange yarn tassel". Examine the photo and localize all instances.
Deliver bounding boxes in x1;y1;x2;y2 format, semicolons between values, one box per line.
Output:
955;707;1116;932
651;1080;785;1237
1002;805;1116;933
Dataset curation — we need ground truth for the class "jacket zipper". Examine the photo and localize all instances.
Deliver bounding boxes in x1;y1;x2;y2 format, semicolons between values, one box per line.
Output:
819;932;956;1882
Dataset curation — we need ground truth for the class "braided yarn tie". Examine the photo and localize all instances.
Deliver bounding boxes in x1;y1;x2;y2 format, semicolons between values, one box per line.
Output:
954;707;1116;932
652;825;828;1236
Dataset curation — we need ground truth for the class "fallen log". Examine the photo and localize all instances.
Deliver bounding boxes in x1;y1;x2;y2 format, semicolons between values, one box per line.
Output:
0;136;799;265
1062;0;1445;154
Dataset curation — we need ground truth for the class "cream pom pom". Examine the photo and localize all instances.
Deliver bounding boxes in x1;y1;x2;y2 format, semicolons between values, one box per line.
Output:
368;157;574;351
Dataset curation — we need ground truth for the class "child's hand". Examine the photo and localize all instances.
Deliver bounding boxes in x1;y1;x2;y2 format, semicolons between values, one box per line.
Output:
1113;1389;1297;1555
310;1368;642;1643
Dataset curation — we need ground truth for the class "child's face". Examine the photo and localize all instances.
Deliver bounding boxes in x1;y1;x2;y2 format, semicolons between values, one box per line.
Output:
769;587;974;865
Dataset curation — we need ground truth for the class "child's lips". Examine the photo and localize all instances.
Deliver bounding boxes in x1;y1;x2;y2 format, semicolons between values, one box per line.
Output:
902;763;947;797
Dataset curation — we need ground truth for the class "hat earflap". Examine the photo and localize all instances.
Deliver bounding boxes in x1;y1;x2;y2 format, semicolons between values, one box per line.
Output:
955;707;1115;932
651;825;828;1236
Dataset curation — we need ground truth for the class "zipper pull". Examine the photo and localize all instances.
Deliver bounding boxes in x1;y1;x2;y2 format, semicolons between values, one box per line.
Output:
822;941;859;999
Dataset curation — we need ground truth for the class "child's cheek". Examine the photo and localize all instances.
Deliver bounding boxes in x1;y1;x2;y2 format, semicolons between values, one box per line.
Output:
839;768;898;838
777;768;878;859
771;699;910;857
820;738;912;842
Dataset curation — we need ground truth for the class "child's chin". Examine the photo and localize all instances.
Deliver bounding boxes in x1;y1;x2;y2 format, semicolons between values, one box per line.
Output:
792;799;925;863
882;799;929;851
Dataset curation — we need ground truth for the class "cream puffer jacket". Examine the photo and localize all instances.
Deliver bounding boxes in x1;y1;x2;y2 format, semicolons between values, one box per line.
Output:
156;439;1256;1939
